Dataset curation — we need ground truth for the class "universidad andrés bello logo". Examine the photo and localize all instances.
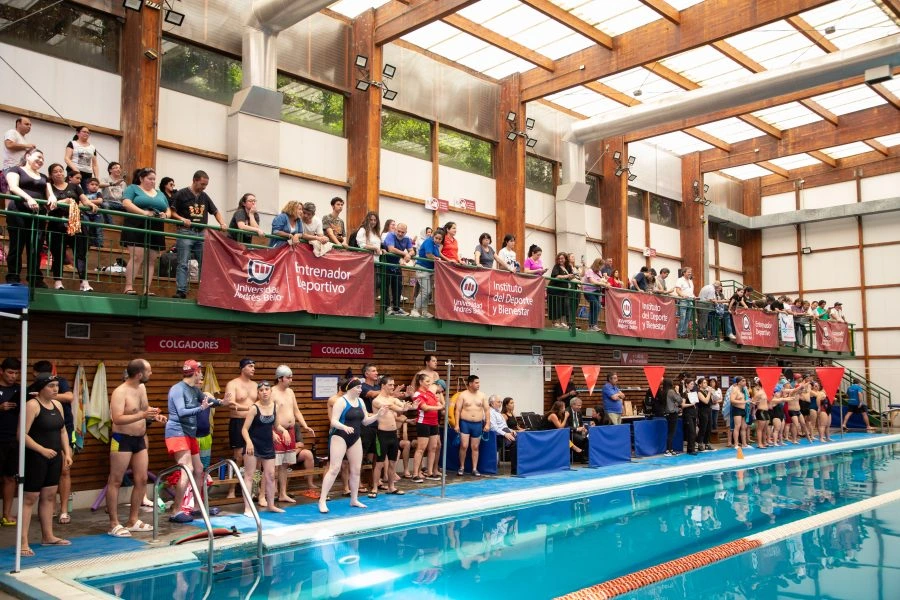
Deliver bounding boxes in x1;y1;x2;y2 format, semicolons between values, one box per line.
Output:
247;259;275;285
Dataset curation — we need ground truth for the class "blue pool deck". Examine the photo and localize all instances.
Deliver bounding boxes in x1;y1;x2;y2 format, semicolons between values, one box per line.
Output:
3;432;900;598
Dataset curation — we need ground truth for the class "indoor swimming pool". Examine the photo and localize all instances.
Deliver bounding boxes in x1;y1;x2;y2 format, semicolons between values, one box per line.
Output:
81;442;900;599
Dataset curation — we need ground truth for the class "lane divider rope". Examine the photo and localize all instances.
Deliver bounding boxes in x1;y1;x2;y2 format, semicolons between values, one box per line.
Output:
556;487;900;600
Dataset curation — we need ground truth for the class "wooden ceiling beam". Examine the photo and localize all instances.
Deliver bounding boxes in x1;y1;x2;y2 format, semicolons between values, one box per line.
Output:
684;127;733;152
863;138;891;156
760;153;900;193
878;0;900;21
374;0;479;45
786;15;839;52
638;0;681;25
519;0;613;49
700;105;899;171
519;0;833;101
807;150;838;167
869;82;900;109
756;160;789;178
441;14;556;72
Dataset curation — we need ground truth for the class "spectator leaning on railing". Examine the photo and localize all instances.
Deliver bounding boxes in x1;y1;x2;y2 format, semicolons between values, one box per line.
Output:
228;193;264;244
322;197;346;246
383;222;414;316
170;170;225;299
4;148;53;287
674;267;696;338
412;227;444;319
270;200;303;248
120;167;170;295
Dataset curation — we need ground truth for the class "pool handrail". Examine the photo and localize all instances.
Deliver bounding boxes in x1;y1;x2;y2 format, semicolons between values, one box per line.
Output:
204;458;263;561
151;462;215;596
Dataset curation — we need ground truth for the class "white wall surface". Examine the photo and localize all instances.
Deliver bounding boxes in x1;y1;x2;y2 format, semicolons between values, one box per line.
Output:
861;212;900;244
438;165;496;217
585;205;602;239
379;197;432;241
629;140;682;201
799;181;856;210
803;218;858;249
628;251;645;281
801;249;860;290
867;331;898;356
380;150;431;200
277;175;346;220
0;43;121;131
649;223;681;258
867;359;900;408
762;255;799;293
865;288;900;328
524;229;556;265
762;225;796;254
863;245;900;286
718;243;742;272
761;191;794;215
525;188;555;229
451;213;496;260
0;109;119;174
155;148;227;209
158;89;228;155
860;172;900;202
627;216;645;248
280;123;347;182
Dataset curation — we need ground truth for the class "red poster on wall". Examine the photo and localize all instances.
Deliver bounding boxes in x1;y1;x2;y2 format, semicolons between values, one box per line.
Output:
198;230;375;317
816;321;851;352
604;288;677;339
733;309;779;348
433;262;546;329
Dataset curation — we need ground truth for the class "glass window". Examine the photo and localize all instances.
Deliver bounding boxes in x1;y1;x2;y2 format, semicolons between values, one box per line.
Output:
627;186;644;219
718;223;743;246
438;128;493;177
585;173;600;208
649;193;680;228
161;37;242;105
381;109;431;160
278;74;345;137
0;0;120;72
525;155;554;194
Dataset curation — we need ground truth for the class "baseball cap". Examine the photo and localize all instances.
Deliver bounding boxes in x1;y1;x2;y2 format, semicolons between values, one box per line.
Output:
182;360;202;375
239;358;255;369
275;365;292;379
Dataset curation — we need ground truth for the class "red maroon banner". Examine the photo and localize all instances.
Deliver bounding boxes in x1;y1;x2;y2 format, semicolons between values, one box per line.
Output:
604;288;677;339
434;262;546;329
816;321;851;352
733;309;778;348
145;336;231;353
311;343;374;359
198;230;374;317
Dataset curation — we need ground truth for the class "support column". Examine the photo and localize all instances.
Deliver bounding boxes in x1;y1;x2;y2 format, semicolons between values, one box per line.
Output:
347;10;382;231
599;136;627;268
681;153;705;288
120;6;162;171
496;74;525;262
741;179;762;290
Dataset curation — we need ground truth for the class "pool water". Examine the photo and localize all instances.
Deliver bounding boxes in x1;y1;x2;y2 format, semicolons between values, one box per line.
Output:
84;443;900;599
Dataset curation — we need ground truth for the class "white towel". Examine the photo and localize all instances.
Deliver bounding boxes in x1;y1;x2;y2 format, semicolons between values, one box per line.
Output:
86;362;110;443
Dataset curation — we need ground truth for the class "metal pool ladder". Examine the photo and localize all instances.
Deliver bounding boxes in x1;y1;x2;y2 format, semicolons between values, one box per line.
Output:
150;460;263;600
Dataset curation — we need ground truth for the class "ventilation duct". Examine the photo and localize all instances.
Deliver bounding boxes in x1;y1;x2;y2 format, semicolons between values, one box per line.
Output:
567;35;900;144
243;0;336;89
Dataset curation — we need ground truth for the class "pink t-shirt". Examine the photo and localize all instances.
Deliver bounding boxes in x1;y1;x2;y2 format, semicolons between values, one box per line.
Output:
524;257;543;272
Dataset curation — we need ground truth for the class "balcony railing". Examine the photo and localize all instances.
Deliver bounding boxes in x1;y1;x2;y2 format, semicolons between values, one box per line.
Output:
0;195;853;353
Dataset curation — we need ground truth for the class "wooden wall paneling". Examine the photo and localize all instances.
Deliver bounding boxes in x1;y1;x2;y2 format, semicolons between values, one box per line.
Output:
431;121;441;230
681;153;704;288
496;75;526;264
600;136;628;269
740;179;762;290
119;7;162;171
855;172;871;379
347;11;382;230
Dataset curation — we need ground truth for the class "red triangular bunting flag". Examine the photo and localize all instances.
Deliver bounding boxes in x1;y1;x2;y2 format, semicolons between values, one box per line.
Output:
756;367;782;401
555;365;573;393
582;366;601;395
643;366;666;397
816;366;845;402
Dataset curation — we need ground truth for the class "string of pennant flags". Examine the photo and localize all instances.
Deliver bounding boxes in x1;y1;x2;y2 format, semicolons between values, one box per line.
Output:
554;364;847;402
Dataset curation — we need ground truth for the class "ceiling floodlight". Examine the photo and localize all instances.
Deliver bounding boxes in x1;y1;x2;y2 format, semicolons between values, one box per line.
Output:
633;89;642;97
628;155;636;166
355;55;368;69
525;137;538;148
627;172;638;182
506;111;517;122
164;10;185;26
123;0;143;11
355;80;370;91
382;64;396;79
525;117;535;130
383;88;398;101
824;25;836;35
703;184;710;194
614;167;624;177
613;151;621;161
506;131;519;141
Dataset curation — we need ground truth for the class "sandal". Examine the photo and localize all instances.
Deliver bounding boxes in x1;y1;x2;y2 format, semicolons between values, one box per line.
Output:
124;289;137;295
1;517;16;526
20;547;34;557
58;513;71;525
127;519;153;532
367;491;378;499
388;489;405;495
108;524;132;538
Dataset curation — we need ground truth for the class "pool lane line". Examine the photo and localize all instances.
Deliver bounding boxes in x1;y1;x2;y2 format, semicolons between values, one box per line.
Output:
555;487;900;600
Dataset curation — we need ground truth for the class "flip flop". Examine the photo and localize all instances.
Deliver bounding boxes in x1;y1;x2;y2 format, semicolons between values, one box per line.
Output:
367;491;378;499
388;489;405;495
20;548;34;557
41;538;71;546
108;525;132;538
58;513;71;524
127;520;153;533
1;517;16;526
124;290;137;295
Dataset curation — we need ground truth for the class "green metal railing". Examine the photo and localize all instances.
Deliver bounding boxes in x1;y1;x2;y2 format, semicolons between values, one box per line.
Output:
0;193;855;352
834;361;893;430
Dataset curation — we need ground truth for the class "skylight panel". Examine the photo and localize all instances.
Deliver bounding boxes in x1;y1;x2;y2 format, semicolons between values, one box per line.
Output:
599;67;684;101
483;58;537;79
799;2;899;50
643;131;714;155
457;0;520;24
820;142;872;159
752;102;823;129
874;132;900;147
569;0;660;36
401;21;460;49
767;154;822;170
718;164;775;180
428;32;491;62
536;33;595;60
481;4;547;37
456;44;521;74
510;18;581;51
811;84;886;115
695;118;766;144
660;46;751;88
545;87;624;116
327;0;390;18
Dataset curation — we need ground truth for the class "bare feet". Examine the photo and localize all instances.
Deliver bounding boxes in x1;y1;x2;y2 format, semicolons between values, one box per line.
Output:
266;506;285;513
243;510;255;518
318;502;329;514
277;495;296;504
20;546;34;557
349;500;367;509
